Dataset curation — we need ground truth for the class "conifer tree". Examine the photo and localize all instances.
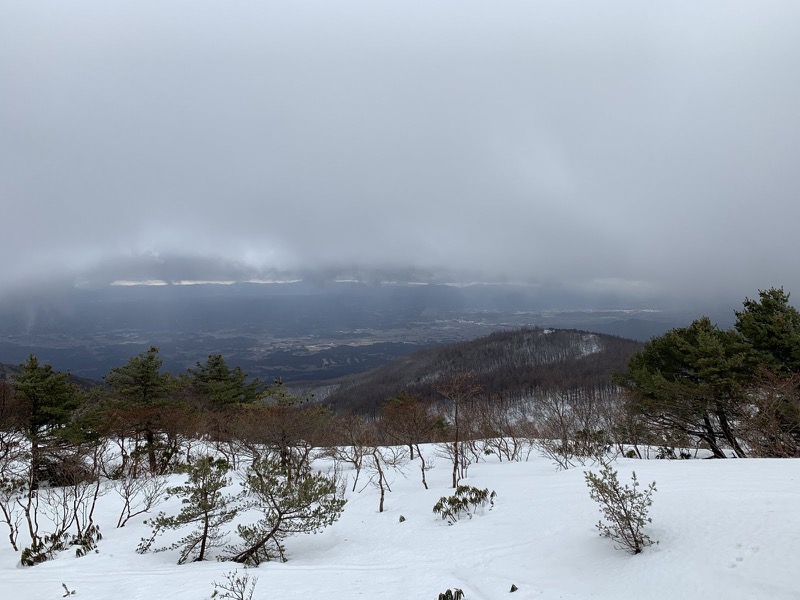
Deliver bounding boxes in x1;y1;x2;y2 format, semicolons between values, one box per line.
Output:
105;347;176;473
143;456;237;564
735;287;800;374
13;355;82;488
735;288;800;453
227;457;345;565
188;354;259;407
615;317;750;457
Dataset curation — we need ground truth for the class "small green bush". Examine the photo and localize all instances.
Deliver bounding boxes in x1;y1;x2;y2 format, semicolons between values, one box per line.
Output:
585;464;656;554
433;485;495;525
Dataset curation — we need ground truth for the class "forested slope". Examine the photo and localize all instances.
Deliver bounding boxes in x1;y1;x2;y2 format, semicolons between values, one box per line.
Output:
322;328;642;413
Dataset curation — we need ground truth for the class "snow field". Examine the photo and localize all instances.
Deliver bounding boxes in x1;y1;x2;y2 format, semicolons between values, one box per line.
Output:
1;447;799;600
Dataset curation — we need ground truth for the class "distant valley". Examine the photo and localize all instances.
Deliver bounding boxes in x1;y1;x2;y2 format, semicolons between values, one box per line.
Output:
0;281;705;383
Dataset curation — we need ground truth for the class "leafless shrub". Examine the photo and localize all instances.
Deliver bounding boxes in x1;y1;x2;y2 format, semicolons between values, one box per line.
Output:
0;429;26;551
325;414;375;491
20;443;105;565
472;397;535;462
111;467;169;528
212;570;258;600
533;390;614;470
740;372;800;457
361;445;407;513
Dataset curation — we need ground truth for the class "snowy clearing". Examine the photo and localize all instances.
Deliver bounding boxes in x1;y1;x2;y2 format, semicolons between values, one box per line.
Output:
1;449;798;600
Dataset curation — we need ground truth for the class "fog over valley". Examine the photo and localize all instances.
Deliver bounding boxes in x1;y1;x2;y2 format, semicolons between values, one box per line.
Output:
2;1;798;383
0;280;696;382
2;0;799;311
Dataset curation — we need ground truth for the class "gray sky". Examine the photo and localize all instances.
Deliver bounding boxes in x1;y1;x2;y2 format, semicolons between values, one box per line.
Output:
2;1;800;305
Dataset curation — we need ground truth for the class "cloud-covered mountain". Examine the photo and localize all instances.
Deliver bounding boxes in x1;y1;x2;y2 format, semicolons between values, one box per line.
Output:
2;1;799;307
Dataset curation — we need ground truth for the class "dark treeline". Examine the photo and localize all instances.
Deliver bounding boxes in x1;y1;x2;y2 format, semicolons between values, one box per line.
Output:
616;288;800;459
322;328;643;414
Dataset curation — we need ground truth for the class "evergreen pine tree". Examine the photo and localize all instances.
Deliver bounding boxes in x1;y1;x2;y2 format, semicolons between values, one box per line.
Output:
227;457;345;565
143;456;237;564
13;355;82;488
188;354;259;407
105;347;176;473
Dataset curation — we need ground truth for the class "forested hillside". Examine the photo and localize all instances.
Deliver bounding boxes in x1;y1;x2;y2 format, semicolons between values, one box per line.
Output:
321;328;642;413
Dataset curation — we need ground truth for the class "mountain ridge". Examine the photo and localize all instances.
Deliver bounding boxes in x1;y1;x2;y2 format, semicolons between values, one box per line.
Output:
317;327;642;413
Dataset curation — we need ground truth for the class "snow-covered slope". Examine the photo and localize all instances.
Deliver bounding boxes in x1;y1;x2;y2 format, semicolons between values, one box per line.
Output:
1;450;798;600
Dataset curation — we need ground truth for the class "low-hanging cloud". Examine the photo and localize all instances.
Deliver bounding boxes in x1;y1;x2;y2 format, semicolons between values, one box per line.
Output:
2;0;799;307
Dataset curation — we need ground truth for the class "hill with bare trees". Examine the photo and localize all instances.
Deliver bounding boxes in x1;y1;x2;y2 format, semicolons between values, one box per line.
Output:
319;328;642;414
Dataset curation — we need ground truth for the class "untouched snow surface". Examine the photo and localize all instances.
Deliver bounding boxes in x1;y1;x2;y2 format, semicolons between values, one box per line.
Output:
1;449;799;600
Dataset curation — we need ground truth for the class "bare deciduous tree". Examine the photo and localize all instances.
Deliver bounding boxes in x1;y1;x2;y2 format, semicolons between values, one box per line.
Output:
437;373;482;488
740;371;800;457
361;445;407;513
380;393;441;489
325;413;374;492
534;389;613;470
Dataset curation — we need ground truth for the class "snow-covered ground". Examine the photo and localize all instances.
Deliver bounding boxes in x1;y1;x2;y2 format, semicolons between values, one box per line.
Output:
1;448;798;600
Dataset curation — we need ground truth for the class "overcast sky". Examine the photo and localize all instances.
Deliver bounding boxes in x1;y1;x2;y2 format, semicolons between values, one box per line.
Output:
2;1;799;305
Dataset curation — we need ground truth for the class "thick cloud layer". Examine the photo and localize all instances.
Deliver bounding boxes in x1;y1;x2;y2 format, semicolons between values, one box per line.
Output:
2;1;799;305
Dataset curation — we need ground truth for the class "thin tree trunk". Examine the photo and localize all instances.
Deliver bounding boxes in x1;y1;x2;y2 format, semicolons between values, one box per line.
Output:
699;432;726;458
416;444;428;489
452;441;459;488
701;414;727;458
231;521;282;565
198;514;209;561
30;436;40;491
374;450;387;513
146;428;157;474
452;400;460;488
717;409;747;458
